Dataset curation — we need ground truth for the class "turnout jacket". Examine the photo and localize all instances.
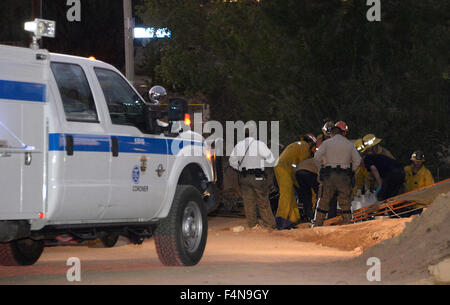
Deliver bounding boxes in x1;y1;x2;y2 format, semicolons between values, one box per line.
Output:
404;164;435;192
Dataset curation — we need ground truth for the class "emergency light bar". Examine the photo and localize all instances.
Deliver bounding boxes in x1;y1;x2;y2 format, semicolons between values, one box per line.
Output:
24;19;56;38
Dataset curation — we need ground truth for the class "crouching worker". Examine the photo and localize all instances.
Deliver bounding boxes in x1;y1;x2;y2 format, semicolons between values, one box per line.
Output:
313;126;361;226
274;134;317;229
403;150;434;216
229;131;277;231
404;150;434;193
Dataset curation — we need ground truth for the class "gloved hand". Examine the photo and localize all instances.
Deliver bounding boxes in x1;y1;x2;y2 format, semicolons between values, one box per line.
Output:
375;185;382;194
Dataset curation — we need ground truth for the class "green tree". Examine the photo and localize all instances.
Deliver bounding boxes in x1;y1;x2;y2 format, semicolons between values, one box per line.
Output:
137;0;449;178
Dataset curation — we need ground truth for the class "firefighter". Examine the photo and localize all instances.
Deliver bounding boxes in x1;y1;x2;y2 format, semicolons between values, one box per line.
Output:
313;125;361;226
404;150;434;192
363;133;395;159
275;134;317;229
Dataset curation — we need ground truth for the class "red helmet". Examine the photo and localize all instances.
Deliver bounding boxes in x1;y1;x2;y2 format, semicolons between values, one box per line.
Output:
304;133;317;144
335;121;349;135
303;133;318;153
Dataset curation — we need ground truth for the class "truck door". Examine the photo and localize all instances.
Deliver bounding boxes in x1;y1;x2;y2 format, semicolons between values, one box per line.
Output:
0;46;47;220
49;61;110;221
93;67;168;220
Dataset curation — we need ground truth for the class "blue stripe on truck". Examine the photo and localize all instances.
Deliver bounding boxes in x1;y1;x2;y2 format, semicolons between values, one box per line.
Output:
49;133;203;155
0;79;46;102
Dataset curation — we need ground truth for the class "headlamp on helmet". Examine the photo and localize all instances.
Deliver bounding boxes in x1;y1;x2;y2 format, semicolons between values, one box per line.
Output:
322;121;334;137
411;151;425;162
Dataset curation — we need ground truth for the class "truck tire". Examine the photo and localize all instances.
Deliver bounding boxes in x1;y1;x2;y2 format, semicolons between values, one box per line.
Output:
154;185;207;266
0;238;44;266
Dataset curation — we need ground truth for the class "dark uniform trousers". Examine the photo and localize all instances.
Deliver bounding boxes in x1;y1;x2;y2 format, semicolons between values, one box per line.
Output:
239;173;277;229
315;170;353;226
295;170;319;220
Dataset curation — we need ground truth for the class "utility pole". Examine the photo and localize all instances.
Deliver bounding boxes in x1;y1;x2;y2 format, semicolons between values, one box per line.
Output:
31;0;42;48
123;0;135;84
31;0;42;19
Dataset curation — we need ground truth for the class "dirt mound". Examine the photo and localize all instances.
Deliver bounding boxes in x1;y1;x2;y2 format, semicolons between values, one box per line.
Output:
275;218;410;252
359;191;450;283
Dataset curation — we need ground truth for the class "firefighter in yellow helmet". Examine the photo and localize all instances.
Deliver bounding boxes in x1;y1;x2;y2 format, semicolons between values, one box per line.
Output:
362;133;396;193
404;150;434;193
362;134;395;159
275;134;317;229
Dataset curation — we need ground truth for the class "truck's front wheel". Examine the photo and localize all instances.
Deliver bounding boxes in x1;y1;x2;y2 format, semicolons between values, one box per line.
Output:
0;238;44;266
154;185;207;266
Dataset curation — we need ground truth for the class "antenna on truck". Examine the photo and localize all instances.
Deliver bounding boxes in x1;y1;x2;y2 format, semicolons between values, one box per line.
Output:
24;18;55;50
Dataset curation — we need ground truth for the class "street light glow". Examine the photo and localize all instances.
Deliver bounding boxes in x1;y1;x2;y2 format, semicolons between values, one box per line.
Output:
133;27;171;39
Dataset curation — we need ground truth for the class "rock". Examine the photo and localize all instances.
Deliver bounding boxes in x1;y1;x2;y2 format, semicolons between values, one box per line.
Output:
231;225;245;233
352;247;363;256
428;258;450;284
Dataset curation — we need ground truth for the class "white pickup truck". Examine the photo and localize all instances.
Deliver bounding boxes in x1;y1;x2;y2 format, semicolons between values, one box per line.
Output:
0;20;216;266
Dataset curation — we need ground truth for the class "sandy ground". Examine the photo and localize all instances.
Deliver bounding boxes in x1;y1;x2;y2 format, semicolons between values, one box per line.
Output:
0;215;430;285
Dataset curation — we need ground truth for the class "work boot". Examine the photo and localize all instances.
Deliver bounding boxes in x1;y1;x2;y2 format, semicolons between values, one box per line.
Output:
312;211;327;227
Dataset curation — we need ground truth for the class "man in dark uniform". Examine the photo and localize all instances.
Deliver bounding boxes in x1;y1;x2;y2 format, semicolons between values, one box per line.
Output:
313;125;361;226
295;158;319;223
363;154;405;201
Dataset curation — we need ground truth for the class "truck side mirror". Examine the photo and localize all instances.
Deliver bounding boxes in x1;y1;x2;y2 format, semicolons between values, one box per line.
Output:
148;85;167;105
168;98;188;122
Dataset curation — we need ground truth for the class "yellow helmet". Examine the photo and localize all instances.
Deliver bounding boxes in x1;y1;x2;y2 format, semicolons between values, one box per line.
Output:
362;134;382;149
354;138;365;152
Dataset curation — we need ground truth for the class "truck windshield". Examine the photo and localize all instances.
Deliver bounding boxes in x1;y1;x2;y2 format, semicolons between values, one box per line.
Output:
94;67;147;132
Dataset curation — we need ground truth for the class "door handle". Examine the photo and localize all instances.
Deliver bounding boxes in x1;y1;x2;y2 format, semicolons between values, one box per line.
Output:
66;135;74;156
111;136;119;157
24;152;32;165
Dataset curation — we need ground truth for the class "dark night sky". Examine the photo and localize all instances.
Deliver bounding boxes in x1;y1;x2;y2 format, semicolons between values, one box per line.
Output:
0;0;126;72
